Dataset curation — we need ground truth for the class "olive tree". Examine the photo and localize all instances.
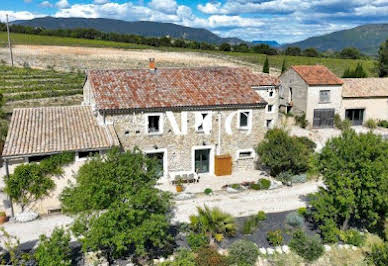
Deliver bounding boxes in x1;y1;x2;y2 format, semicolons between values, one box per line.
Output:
309;129;388;241
61;148;174;263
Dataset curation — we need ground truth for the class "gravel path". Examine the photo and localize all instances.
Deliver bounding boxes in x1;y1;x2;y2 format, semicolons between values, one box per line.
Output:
172;181;322;223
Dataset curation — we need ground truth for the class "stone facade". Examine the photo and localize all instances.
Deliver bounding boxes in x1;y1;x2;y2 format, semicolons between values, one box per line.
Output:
280;69;342;127
279;68;308;115
102;108;266;177
254;86;279;129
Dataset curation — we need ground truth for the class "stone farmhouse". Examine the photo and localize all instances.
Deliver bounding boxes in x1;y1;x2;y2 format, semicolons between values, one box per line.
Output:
280;65;388;128
2;62;280;180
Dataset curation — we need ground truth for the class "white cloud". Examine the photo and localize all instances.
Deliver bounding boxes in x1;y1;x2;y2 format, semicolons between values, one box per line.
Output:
93;0;110;4
0;11;45;22
40;1;53;8
148;0;178;14
56;0;69;9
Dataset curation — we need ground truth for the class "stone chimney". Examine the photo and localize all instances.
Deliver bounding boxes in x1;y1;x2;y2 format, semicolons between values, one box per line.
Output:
149;58;156;71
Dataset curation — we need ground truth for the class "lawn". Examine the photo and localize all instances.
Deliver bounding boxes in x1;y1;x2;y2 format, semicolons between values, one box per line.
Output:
0;64;85;109
0;32;378;77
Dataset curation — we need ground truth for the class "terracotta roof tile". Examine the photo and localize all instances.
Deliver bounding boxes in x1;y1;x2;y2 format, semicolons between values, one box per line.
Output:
342;78;388;98
2;106;119;158
291;65;343;86
88;67;279;110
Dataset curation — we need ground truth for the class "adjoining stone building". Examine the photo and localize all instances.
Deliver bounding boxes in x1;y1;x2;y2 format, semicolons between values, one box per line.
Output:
83;65;280;178
280;65;343;128
341;78;388;125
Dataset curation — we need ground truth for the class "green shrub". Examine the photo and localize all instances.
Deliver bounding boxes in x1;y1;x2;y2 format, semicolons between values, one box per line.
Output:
319;219;339;243
297;207;307;217
277;171;292;185
242;218;256;235
256;211;267;222
289;229;324;262
161;248;196;266
204;188;213;195
290;173;307;184
186;232;208;251
334;114;352;131
365;119;377;129
195;247;227;266
34;228;72;266
295;113;308;128
377;120;388;128
231;184;242;190
285;212;304;228
294;136;316;152
338;229;365;247
365;242;388;266
228;240;259;266
258;178;271;190
250;183;261;190
256;129;312;176
267;230;283;246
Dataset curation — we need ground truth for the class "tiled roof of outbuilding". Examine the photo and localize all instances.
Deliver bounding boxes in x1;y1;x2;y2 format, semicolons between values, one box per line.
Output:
2;106;120;158
342;78;388;98
291;65;343;86
88;67;279;111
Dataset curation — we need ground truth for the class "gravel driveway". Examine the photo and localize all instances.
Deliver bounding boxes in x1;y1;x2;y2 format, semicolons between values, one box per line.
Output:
172;181;322;223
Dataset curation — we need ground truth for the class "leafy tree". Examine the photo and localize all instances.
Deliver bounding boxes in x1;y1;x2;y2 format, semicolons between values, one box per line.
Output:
303;47;320;57
5;163;55;212
60;148;160;213
262;56;269;73
378;39;388;77
72;188;173;263
233;43;249;52
219;43;231;51
281;58;287;73
285;46;302;56
5;152;74;212
339;47;362;59
63;149;173;263
256;128;313;176
189;206;236;242
309;130;388;240
34;227;72;266
253;44;278;55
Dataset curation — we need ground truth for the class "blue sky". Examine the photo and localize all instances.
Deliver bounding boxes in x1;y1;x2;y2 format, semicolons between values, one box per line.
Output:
1;0;387;43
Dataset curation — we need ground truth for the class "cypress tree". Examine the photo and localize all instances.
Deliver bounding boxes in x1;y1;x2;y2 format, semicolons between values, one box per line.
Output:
263;56;270;74
342;67;351;78
281;58;287;73
354;63;367;78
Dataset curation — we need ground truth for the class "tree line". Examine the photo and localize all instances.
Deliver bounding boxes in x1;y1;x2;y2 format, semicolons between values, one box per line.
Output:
0;22;370;60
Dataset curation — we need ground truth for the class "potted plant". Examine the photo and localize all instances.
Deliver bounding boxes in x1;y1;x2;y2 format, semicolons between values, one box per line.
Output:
175;176;184;193
0;211;7;224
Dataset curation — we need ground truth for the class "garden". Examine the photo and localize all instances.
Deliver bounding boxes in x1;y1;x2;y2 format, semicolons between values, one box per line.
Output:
0;128;387;265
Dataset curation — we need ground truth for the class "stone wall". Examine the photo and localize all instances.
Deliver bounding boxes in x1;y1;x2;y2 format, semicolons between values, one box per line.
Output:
306;85;342;126
279;69;308;115
105;108;266;176
255;87;280;129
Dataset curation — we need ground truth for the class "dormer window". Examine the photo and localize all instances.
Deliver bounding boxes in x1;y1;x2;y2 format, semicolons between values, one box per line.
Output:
146;113;163;135
238;110;252;130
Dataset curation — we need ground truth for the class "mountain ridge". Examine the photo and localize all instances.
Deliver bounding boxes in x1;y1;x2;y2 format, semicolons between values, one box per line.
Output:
12;16;245;45
285;23;388;55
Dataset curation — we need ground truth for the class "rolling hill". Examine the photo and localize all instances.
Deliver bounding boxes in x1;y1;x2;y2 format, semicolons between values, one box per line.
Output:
13;16;245;45
285;24;388;55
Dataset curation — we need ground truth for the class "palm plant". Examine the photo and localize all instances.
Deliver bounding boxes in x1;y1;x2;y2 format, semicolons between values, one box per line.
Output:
189;206;237;242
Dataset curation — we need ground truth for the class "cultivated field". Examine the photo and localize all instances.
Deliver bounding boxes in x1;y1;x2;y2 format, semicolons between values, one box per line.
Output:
0;64;85;112
0;32;378;76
